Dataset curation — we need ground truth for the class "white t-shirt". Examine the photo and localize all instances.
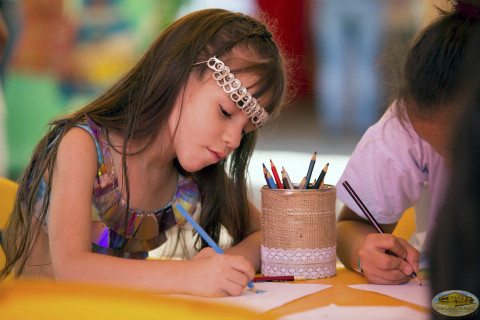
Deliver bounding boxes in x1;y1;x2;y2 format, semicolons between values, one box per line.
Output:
336;104;450;260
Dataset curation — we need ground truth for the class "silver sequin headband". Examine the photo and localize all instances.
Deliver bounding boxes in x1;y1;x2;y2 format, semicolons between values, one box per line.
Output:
195;57;270;127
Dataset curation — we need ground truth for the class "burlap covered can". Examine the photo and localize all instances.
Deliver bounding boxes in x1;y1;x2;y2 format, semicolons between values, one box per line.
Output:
260;185;336;279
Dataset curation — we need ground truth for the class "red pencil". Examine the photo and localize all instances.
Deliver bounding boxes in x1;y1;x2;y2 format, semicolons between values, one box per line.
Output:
252;275;306;282
270;159;284;189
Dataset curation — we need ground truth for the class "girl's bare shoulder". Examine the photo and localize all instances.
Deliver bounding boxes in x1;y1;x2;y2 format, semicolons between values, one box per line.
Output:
55;126;98;175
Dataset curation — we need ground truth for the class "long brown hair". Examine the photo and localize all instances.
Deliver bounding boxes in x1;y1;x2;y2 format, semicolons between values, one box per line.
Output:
1;8;288;279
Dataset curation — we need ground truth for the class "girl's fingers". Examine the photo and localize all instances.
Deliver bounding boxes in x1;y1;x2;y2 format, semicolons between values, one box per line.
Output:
229;257;256;280
365;233;408;259
361;252;412;283
200;254;254;297
192;247;216;260
360;233;420;283
397;238;421;274
364;268;411;285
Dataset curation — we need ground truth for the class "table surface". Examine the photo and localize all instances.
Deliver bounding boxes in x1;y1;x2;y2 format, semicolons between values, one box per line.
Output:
0;264;430;319
263;264;430;317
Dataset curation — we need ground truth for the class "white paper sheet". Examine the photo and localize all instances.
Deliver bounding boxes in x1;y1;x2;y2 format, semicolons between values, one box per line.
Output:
279;303;430;320
167;283;331;313
349;280;431;308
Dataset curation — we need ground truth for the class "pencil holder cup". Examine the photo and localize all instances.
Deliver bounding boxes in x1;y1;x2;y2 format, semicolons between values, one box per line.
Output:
260;185;337;279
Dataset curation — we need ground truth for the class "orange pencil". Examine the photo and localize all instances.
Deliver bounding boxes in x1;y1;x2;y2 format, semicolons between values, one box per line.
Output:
270;159;284;189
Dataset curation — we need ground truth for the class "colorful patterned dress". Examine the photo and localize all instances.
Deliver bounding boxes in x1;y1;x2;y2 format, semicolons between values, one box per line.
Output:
33;116;201;259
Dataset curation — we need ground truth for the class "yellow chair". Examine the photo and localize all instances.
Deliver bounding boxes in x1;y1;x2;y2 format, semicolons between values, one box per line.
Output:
392;207;416;240
0;177;19;269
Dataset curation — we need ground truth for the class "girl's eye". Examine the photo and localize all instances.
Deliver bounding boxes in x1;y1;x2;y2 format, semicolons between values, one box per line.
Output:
220;106;232;119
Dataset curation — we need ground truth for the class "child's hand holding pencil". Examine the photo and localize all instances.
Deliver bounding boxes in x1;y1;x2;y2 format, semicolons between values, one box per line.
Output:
342;181;421;286
187;248;258;297
357;233;421;285
175;203;259;296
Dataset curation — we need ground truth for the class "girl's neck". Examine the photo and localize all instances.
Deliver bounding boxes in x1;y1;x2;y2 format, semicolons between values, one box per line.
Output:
107;129;179;211
108;126;175;164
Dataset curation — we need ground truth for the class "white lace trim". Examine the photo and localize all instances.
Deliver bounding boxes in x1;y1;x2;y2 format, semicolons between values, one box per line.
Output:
261;245;336;279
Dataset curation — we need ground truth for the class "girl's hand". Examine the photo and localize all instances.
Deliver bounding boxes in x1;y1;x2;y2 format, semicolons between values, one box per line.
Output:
185;247;255;297
192;247;217;260
358;233;420;284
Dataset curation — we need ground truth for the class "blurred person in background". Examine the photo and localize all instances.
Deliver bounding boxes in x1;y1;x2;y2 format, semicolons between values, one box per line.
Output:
0;0;22;80
0;3;11;177
312;0;387;136
3;0;183;180
3;0;75;179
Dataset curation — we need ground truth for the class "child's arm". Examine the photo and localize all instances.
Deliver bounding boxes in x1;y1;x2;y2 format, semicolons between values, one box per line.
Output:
222;201;261;271
47;128;254;297
336;205;420;284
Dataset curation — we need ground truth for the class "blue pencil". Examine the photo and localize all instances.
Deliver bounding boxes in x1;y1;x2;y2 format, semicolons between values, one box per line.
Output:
262;163;277;189
174;203;258;293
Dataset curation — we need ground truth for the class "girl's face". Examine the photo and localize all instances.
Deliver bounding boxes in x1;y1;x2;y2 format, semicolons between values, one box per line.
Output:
169;66;261;173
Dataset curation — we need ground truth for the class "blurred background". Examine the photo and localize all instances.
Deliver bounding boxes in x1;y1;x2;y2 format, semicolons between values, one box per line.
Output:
0;0;449;192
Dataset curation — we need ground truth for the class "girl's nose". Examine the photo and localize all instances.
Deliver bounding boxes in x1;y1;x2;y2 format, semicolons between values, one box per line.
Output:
222;125;243;150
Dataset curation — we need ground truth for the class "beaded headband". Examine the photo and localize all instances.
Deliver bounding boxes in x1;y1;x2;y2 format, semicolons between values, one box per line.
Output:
195;57;270;127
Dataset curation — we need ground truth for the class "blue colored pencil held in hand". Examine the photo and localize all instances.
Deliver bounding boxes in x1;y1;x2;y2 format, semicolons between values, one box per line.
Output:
174;203;258;293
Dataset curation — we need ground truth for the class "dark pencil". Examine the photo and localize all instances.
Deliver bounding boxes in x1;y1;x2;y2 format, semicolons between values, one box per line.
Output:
282;166;294;189
313;163;329;189
270;159;284;189
281;169;294;189
262;163;277;189
304;152;317;189
342;180;422;286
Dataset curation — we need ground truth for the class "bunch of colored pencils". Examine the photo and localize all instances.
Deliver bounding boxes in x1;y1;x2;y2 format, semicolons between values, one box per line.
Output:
263;152;329;189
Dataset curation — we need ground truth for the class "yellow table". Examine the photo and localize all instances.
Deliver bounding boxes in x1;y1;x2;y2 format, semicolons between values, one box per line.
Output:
0;265;429;319
264;264;429;318
0;279;276;320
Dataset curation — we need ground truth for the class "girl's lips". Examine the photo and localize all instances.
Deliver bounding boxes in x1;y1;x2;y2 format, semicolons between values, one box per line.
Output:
208;149;226;162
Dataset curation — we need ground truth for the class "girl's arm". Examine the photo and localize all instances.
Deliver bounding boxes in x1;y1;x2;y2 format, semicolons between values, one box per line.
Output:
336;205;420;284
222;201;261;270
48;128;254;297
